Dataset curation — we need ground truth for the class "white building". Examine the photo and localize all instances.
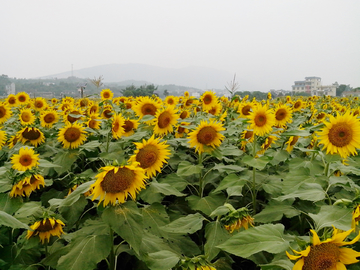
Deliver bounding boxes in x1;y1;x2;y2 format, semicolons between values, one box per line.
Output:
292;77;337;96
5;83;15;95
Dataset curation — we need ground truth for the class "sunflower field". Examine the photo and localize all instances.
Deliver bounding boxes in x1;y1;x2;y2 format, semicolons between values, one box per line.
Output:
1;90;360;270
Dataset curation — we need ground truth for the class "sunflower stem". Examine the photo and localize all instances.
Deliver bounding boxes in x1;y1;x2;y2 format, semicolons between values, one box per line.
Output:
324;161;330;177
198;152;204;198
109;228;116;270
106;130;111;153
252;137;257;214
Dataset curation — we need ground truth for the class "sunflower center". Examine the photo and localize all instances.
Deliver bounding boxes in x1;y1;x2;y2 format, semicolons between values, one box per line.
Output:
37;219;55;232
100;168;135;193
20;154;33;166
203;95;213;105
88;120;98;129
186;99;193;106
141;104;157;116
67;111;81;123
294;101;301;109
136;145;159;169
44;113;55;123
64;127;81;142
290;136;299;146
178;126;185;133
35;101;44;109
197;126;217;145
254;114;267;127
123;120;134;133
303;243;340;270
8;97;16;104
21;112;31;122
103;92;110;98
167;99;174;105
103;109;113;119
0;107;6;118
18;95;26;102
158;111;172;128
316;112;326;120
242;105;252;116
328;123;353;147
89;106;98;114
275;109;287;120
244;130;254;139
22;128;41;140
180;111;188;119
208;107;216;115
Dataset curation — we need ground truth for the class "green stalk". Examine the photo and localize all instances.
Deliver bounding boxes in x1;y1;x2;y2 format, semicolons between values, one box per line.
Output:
252;137;257;213
109;228;116;270
198;152;204;198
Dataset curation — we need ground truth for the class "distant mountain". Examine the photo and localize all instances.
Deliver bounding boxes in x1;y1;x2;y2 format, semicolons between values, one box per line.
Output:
39;63;234;90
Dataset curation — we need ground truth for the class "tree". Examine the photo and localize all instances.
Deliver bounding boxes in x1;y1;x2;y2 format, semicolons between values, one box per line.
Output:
88;76;104;91
163;89;169;97
120;84;157;97
336;84;349;97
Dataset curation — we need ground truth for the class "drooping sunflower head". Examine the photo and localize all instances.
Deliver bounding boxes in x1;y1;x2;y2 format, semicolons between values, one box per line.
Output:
248;104;275;137
90;163;147;206
129;135;171;178
122;118;139;137
100;89;114;101
16;92;30;105
0;103;12;124
57;122;87;149
17;127;45;147
200;91;219;111
40;110;59;128
188;119;225;153
317;111;360;158
112;113;125;140
10;174;45;198
11;146;40;171
133;96;160;119
19;108;36;126
88;103;100;115
274;104;292;127
152;106;179;136
26;217;65;244
286;227;360;270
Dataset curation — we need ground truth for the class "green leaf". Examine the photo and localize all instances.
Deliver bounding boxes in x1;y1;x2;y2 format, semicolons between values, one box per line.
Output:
212;174;247;194
204;221;230;261
0;211;30;229
217;224;290;258
0;194;23;214
59;196;88;228
38;159;62;168
14;201;43;222
186;194;226;216
52;150;79;174
60;181;95;207
242;155;270;170
210;205;230;217
160;213;205;234
212;163;245;174
309;205;353;231
269;150;290;165
149;181;186;197
277;183;325;202
176;161;203;177
79;140;102;150
159;174;188;192
146;250;180;270
142;203;170;237
254;200;300;223
102;201;143;254
57;235;111;270
282;129;311;137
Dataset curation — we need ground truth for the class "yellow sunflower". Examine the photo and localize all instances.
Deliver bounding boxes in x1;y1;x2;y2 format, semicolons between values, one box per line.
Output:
238;101;255;118
286;227;360;270
40;110;59;128
19;108;36;126
258;135;279;155
286;136;300;153
274;104;292;127
51;98;58;105
164;96;178;107
188;119;225;153
0;103;12;124
152;106;179;136
11;146;40;171
32;97;48;111
175;122;190;138
0;128;6;149
200;91;219;111
100;89;114;101
26;217;65;244
88;103;100;115
133;96;160;119
352;205;360;229
77;97;90;108
63;107;84;124
240;129;254;151
292;99;305;112
179;109;191;119
17;127;45;147
90;163;147;206
57;122;87;149
129;135;171;178
101;105;114;119
16;92;30;105
205;102;223;116
86;112;102;130
122;118;139;137
6;94;17;107
248;104;275;137
10;174;45;197
112;113;125;140
317;111;360;158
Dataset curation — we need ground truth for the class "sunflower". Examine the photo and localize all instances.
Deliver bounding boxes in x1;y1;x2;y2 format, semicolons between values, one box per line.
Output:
6;94;17;107
200;91;219;111
26;217;65;244
100;89;114;101
152;106;179;136
352;205;360;229
258;135;278;155
164;96;178;107
10;174;45;197
286;136;300;153
179;109;191;119
0;103;12;124
292;99;305;112
133;96;160;119
90;163;147;206
238;101;255;118
240;129;254;151
62;96;74;104
86;112;102;130
112;113;125;140
0;128;6;149
129;135;171;178
88;103;100;115
286;227;360;270
274;104;292;127
8;135;19;149
40;110;59;128
77;97;90;108
57;122;87;149
19;108;36;126
11;146;40;171
184;91;190;98
122;118;139;137
32;97;48;111
205;102;223;116
248;104;275;137
175;122;190;138
51;98;58;104
16;92;30;105
17;127;45;147
63;107;84;124
101;105;114;119
188;119;225;153
317;111;360;159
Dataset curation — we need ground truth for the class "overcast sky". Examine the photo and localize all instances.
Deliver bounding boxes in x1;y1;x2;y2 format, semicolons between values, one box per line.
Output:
1;0;359;91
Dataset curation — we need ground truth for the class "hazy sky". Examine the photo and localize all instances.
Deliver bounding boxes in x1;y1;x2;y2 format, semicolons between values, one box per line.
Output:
1;0;359;91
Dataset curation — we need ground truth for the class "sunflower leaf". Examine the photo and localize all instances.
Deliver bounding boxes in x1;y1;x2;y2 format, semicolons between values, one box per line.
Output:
160;213;205;234
204;221;230;261
38;159;62;168
242;155;270;170
309;205;353;231
145;250;180;270
0;210;30;229
176;161;203;177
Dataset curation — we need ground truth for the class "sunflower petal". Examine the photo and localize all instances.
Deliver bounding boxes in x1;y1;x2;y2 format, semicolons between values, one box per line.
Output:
310;229;321;246
292;258;304;270
339;247;360;264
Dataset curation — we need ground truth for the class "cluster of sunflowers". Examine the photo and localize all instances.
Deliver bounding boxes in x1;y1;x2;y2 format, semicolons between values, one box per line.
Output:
1;89;360;270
